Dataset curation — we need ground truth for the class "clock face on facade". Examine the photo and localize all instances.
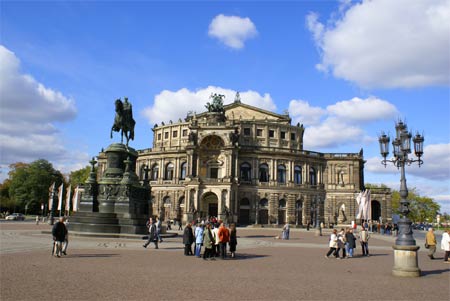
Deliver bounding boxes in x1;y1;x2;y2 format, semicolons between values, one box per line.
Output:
201;135;224;149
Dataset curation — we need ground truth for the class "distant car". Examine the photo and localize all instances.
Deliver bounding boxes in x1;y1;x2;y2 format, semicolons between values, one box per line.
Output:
5;213;25;221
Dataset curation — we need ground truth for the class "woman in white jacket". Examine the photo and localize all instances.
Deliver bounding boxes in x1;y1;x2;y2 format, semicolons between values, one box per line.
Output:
325;229;338;258
441;229;450;263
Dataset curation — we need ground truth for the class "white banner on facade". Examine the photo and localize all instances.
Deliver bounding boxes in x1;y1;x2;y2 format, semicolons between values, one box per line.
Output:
72;186;80;212
57;184;64;211
65;185;71;212
48;182;55;210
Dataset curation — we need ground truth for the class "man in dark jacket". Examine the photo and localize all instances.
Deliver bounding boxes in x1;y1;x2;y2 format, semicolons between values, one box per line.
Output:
143;217;158;249
183;223;194;255
52;217;68;258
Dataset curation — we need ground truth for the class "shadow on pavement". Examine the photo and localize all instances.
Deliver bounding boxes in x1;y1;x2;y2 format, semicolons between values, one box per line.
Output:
65;253;121;258
421;269;450;276
233;253;269;260
241;235;277;238
161;247;184;250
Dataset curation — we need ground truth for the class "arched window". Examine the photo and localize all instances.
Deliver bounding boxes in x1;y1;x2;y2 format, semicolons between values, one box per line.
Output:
240;198;250;206
151;164;159;180
240;162;252;182
277;164;286;184
309;167;316;185
259;164;269;182
294;165;302;184
163;196;171;206
165;163;174;180
180;162;187;180
259;198;268;208
279;199;286;209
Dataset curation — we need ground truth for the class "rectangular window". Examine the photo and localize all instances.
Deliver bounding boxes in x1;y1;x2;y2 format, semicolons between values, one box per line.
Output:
172;130;178;138
291;133;296;140
280;131;286;139
157;133;161;140
182;129;188;136
243;128;251;136
269;130;275;138
164;132;169;139
210;168;218;179
257;129;263;137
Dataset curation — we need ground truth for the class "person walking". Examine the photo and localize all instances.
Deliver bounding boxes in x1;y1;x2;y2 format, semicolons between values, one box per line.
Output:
194;223;204;257
182;223;194;256
202;223;215;260
52;217;68;257
425;227;437;259
229;223;237;258
282;223;290;240
441;229;450;263
359;226;370;256
143;217;159;249
325;229;338;258
155;217;163;243
218;222;230;259
178;219;183;231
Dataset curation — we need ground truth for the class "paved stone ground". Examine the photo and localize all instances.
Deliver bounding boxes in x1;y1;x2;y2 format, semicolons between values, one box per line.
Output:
1;222;449;300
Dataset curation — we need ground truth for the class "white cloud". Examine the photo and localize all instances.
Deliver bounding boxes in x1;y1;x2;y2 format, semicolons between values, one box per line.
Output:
208;14;258;49
307;0;450;88
290;96;397;148
288;99;325;126
327;97;398;123
142;86;276;125
0;45;88;175
303;117;366;148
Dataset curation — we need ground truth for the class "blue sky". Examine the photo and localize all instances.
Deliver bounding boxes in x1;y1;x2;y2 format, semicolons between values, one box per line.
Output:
1;0;449;213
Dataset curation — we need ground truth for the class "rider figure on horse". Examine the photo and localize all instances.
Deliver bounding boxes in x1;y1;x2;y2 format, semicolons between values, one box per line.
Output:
111;97;135;146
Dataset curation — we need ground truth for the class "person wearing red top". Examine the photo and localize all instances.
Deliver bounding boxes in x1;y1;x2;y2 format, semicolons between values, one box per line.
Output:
218;222;230;259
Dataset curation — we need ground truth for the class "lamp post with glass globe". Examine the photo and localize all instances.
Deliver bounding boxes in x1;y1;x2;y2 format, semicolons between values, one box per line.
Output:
378;120;424;277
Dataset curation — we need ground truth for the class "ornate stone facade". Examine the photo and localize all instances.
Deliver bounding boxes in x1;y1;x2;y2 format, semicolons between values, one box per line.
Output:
98;99;391;226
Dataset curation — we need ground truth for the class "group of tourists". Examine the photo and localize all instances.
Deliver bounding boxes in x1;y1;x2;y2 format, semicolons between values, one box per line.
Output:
183;221;237;260
425;227;450;263
325;226;369;259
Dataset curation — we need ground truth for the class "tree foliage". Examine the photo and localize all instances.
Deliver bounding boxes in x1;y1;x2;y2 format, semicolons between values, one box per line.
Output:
391;188;440;223
69;166;91;188
7;160;65;214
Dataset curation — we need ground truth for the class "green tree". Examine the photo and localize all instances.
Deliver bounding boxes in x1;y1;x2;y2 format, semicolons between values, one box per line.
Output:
8;160;65;214
69;166;91;188
391;188;440;223
0;179;14;213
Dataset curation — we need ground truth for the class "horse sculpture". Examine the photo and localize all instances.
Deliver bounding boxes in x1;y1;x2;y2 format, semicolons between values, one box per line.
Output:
111;97;135;146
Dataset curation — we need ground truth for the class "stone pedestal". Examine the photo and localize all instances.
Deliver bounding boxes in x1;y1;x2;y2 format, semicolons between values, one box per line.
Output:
392;245;421;277
70;143;151;235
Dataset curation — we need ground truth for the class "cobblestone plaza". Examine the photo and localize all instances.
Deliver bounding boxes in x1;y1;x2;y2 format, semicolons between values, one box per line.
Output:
1;222;449;300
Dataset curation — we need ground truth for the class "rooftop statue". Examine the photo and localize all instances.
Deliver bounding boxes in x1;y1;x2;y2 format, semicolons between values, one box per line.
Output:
110;97;136;146
205;93;225;113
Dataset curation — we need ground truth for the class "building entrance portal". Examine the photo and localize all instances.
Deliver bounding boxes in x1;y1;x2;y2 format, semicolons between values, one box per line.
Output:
371;200;381;221
209;203;218;217
201;192;219;218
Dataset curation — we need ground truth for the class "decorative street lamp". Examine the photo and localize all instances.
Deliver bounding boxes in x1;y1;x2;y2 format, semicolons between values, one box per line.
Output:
378;120;424;277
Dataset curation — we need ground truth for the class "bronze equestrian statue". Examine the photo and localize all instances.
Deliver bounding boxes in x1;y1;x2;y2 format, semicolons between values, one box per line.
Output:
110;97;135;146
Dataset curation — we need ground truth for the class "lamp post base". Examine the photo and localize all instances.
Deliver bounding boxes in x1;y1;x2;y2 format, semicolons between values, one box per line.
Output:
392;245;421;277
